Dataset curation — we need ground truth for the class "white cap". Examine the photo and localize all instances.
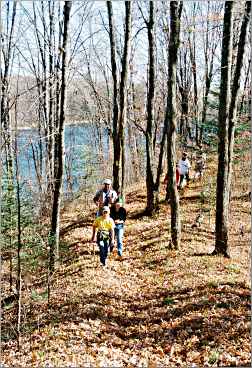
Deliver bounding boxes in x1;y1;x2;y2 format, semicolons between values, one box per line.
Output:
103;179;111;185
102;206;110;213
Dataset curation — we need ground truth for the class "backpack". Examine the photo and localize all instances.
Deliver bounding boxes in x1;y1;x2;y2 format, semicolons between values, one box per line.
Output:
97;230;111;241
104;191;110;206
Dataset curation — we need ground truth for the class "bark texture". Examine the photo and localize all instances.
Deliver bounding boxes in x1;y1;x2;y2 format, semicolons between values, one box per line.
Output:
214;1;234;256
165;1;183;249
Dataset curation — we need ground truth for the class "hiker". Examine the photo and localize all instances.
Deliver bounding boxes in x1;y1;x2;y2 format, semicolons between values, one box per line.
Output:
163;163;181;188
194;157;206;180
91;206;115;267
178;152;191;189
110;198;127;257
93;179;118;216
194;150;206;180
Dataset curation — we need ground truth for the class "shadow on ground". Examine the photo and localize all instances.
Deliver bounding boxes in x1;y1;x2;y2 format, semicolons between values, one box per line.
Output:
3;282;249;354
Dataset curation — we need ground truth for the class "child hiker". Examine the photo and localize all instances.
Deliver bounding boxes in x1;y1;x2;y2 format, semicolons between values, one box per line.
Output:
91;206;115;267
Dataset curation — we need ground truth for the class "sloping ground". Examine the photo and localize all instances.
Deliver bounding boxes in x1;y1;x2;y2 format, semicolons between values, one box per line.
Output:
2;150;251;367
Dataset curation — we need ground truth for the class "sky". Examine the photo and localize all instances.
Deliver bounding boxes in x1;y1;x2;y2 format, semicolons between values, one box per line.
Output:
0;1;249;96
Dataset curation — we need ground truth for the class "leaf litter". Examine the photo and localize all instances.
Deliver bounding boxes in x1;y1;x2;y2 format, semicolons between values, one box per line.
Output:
1;152;251;367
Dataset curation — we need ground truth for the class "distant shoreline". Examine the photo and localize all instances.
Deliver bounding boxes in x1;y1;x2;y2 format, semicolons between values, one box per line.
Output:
17;120;90;131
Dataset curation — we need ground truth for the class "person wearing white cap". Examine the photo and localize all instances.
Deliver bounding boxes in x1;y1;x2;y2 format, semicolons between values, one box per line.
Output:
91;206;115;267
93;179;118;216
178;152;191;189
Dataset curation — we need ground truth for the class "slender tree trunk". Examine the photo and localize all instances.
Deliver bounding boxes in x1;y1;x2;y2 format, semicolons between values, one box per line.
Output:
165;1;182;249
48;0;55;187
180;90;189;139
227;2;251;203
54;7;62;176
33;2;50;196
107;1;120;192
201;1;215;141
201;70;213;137
129;80;142;181
16;158;22;351
107;1;131;194
0;3;3;357
189;6;199;143
155;120;168;193
1;0;17;224
118;1;131;197
1;2;17;312
239;58;251;114
145;1;156;214
49;0;72;272
214;1;234;256
14;92;22;351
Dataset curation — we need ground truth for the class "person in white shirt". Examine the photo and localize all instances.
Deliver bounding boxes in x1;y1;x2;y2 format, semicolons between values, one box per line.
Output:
178;152;191;189
93;179;118;216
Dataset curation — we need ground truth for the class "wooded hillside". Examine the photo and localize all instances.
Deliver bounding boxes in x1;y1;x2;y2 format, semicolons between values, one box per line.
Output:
0;1;251;366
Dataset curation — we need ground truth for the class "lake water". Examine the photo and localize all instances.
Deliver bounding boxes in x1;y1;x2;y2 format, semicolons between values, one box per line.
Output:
3;121;145;207
15;123;110;199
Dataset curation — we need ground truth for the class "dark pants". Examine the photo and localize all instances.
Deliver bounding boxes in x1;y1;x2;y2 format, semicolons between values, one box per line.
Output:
97;239;110;265
97;232;111;265
179;173;189;188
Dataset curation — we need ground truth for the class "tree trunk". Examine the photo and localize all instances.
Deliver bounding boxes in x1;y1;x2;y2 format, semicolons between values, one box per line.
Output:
1;0;17;223
54;6;63;176
189;5;199;143
107;1;120;192
201;1;218;141
14;89;22;351
145;1;156;215
214;1;234;256
48;0;55;188
33;2;50;199
118;1;131;197
16;145;22;351
227;2;251;204
165;1;182;249
239;58;251;115
1;3;17;307
49;0;72;272
155;120;168;195
107;1;131;195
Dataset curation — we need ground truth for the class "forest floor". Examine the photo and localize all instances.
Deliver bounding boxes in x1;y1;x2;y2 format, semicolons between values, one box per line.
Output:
1;137;251;367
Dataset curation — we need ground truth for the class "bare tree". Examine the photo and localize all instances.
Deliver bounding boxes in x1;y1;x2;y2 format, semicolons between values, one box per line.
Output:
107;1;132;196
138;2;174;215
1;0;17;198
239;57;251;114
49;0;72;272
0;1;3;358
177;37;192;141
138;2;157;214
0;1;18;315
213;1;251;256
186;3;199;143
213;1;234;257
14;78;22;351
227;1;251;181
165;1;183;249
201;1;223;140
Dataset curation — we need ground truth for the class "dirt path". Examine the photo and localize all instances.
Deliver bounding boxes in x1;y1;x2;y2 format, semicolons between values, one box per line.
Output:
2;167;251;367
